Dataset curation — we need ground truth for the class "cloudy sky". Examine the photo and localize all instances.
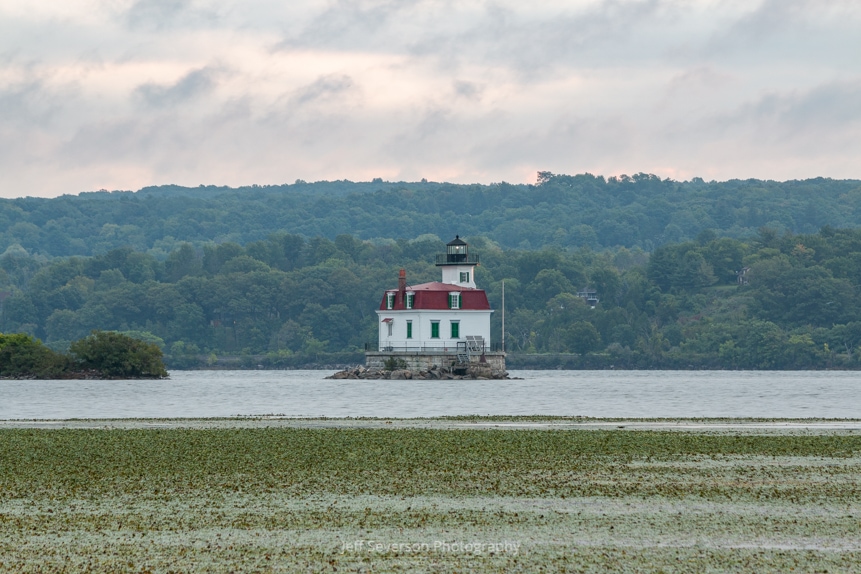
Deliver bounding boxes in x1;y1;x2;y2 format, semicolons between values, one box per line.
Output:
0;0;859;198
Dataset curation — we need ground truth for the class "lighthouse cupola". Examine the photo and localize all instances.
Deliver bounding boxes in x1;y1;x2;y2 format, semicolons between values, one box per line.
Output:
446;235;468;262
436;235;478;288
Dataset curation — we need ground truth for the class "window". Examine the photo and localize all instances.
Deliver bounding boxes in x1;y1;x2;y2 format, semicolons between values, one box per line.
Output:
448;292;460;309
387;321;393;337
459;272;470;283
406;320;412;339
450;321;459;339
406;292;415;309
386;292;395;309
430;321;440;338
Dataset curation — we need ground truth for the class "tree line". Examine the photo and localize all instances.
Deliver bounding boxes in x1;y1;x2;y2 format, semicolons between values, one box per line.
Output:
2;174;860;260
4;227;861;369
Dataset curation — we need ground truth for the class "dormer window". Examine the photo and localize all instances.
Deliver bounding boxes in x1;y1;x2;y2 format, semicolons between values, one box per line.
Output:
459;272;470;283
406;292;415;309
386;292;395;309
448;292;461;309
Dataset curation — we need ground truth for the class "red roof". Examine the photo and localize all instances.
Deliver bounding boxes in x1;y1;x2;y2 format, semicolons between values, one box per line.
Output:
379;282;491;310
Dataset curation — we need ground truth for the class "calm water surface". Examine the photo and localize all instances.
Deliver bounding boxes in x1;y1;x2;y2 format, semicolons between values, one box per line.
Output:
1;370;859;419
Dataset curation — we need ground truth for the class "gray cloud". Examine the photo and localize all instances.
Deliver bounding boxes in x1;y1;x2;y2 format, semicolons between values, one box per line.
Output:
0;80;60;128
126;0;189;29
1;1;860;196
701;0;861;63
452;80;483;100
716;80;861;138
783;80;861;129
135;67;222;108
125;0;218;31
278;0;677;78
276;0;423;51
290;74;356;106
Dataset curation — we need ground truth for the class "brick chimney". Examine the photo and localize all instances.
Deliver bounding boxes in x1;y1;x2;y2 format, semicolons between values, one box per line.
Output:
397;269;407;308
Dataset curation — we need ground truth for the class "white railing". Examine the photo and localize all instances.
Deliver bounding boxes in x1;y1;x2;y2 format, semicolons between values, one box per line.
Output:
370;337;486;354
371;343;464;353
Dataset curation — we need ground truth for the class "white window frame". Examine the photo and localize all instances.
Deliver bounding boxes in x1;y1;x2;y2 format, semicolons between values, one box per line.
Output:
449;292;461;309
386;292;395;309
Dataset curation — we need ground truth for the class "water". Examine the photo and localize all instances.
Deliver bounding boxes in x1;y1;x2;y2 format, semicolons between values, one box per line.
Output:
2;370;860;419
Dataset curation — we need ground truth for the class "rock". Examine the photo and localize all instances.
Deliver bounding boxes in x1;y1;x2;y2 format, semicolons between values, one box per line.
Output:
327;362;511;380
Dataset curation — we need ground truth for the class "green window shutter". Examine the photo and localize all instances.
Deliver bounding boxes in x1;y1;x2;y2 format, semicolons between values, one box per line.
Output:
406;321;412;339
447;294;452;309
431;321;439;338
451;322;459;339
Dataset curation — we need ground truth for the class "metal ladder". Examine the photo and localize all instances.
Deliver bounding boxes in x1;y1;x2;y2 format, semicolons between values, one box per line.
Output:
456;341;470;364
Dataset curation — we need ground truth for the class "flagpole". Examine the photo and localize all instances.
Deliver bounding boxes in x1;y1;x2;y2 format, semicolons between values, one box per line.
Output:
501;280;505;353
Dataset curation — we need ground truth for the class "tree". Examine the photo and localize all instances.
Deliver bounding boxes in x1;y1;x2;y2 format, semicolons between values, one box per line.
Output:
69;330;168;378
565;321;602;354
0;333;69;378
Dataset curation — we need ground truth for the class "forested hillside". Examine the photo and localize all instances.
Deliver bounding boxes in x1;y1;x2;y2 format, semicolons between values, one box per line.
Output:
2;174;860;258
4;227;861;369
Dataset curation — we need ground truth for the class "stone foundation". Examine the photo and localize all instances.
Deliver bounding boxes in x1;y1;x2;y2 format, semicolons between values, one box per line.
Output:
365;351;507;377
326;351;509;380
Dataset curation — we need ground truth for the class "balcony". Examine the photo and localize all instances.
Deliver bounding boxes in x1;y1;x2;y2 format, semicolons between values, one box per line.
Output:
365;340;503;353
435;253;480;265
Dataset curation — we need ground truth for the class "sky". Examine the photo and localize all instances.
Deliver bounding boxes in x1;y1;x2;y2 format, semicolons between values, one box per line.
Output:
0;0;859;198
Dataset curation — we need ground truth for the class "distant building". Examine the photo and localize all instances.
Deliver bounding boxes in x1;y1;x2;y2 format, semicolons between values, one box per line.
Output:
375;236;492;351
576;289;599;308
366;236;505;376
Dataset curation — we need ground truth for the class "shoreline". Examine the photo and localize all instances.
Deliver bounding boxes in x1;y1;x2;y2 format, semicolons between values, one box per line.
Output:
3;416;861;432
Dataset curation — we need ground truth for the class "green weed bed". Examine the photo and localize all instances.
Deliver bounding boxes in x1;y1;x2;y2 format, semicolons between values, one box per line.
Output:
2;428;860;572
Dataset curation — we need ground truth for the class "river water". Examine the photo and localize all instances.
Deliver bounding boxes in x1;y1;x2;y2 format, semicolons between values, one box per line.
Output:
1;370;859;419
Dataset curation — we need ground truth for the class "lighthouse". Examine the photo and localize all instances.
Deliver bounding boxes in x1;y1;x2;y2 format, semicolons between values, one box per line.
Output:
367;236;506;377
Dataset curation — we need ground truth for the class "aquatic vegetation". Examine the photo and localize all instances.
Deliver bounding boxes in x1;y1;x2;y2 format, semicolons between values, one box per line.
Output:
1;427;859;572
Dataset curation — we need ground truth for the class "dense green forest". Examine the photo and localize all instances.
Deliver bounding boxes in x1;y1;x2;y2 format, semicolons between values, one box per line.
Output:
4;224;861;369
2;174;860;258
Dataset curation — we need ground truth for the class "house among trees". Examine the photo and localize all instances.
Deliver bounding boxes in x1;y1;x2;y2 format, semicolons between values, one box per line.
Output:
576;289;599;308
366;236;506;377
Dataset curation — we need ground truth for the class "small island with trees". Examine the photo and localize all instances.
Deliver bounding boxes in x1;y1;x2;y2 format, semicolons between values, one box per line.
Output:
0;330;168;379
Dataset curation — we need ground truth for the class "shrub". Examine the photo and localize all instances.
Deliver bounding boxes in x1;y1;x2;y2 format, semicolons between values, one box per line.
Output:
383;356;408;370
0;333;70;378
69;330;168;378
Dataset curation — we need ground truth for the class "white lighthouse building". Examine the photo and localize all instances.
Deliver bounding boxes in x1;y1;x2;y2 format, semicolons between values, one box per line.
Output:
366;236;505;382
375;236;492;353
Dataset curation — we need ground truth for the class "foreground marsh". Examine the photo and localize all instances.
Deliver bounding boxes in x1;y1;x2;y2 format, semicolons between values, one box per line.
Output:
1;424;859;572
